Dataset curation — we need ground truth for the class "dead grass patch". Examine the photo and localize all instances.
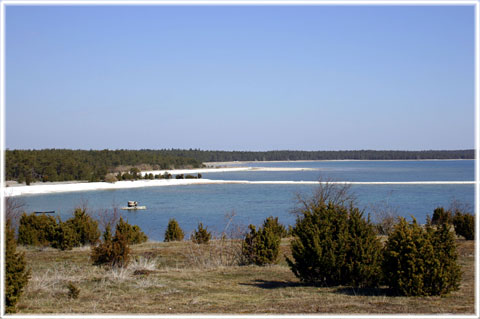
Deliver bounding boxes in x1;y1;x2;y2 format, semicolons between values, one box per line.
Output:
15;239;475;314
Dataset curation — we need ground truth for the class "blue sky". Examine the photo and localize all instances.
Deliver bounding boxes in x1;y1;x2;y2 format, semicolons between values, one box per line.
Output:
5;5;475;151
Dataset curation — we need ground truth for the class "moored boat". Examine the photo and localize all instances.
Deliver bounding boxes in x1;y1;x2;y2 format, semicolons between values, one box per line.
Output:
121;201;146;210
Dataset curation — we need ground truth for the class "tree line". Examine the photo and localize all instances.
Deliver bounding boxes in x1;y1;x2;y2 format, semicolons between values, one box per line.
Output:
5;149;202;183
172;149;474;162
5;148;473;184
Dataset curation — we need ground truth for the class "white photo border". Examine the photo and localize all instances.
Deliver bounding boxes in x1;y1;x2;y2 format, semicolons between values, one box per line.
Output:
0;0;478;318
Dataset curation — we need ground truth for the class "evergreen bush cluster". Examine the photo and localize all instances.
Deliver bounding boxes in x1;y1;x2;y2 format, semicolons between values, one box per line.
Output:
427;206;475;240
91;226;130;268
191;223;211;244
241;216;282;266
5;219;30;313
430;207;452;225
382;218;461;296
17;208;101;250
452;211;475;240
287;202;382;287
115;217;148;244
17;213;57;246
164;219;184;242
66;208;101;245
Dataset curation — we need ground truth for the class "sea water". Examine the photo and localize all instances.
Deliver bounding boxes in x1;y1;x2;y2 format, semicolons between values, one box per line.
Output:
15;160;475;241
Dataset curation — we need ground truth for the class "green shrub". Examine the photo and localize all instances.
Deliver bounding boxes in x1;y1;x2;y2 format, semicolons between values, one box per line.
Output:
241;217;281;266
262;216;287;238
17;213;57;246
5;219;30;313
175;174;184;179
287;202;382;287
164;219;184;242
115;217;148;245
382;217;461;296
65;208;100;246
453;211;474;240
430;207;452;226
91;225;130;268
191;222;211;244
51;218;77;251
343;208;383;287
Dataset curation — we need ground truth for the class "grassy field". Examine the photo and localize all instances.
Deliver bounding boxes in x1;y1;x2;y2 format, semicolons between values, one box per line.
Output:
16;238;475;315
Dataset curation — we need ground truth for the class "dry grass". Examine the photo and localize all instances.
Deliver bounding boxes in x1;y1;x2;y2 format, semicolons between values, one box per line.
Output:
16;239;475;315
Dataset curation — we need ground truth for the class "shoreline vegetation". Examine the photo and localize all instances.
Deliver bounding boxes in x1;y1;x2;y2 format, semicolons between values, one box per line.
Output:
5;149;474;185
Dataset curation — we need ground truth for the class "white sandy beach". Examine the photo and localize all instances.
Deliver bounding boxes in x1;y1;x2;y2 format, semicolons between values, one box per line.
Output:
3;174;475;198
141;167;317;176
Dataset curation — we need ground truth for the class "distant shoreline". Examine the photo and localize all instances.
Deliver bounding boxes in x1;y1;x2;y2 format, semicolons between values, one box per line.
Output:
3;162;475;197
205;158;474;166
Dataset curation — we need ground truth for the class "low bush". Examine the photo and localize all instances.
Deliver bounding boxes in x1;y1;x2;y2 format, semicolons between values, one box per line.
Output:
287;202;382;287
65;208;100;246
115;217;148;245
242;216;281;266
185;174;197;179
164;219;184;242
67;282;80;299
262;216;287;238
382;218;461;296
91;226;131;268
175;174;184;179
5;219;30;313
17;213;57;246
191;223;211;244
430;207;452;226
453;211;474;240
163;172;172;179
51;219;77;251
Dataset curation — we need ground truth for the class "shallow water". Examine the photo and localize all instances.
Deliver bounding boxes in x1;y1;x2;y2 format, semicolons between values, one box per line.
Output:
16;160;475;241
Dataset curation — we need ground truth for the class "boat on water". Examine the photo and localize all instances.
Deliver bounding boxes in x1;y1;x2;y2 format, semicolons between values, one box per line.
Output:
121;201;146;210
34;211;55;214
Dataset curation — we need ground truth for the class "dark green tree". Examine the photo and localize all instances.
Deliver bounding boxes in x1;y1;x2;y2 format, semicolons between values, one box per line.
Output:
65;208;100;246
17;213;57;246
383;218;461;296
287;201;382;287
164;219;184;242
262;216;287;238
51;218;77;251
191;222;211;244
5;219;30;313
452;211;474;240
91;226;130;268
430;207;452;226
115;217;148;245
241;217;281;266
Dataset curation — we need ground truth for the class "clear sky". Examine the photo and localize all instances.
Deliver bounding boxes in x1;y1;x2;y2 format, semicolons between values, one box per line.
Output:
5;4;475;151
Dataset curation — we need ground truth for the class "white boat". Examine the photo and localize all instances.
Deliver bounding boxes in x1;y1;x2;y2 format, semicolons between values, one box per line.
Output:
121;206;147;210
121;201;146;210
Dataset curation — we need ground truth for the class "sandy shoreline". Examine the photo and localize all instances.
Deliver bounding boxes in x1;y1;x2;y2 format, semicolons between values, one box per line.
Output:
4;178;474;197
205;159;473;166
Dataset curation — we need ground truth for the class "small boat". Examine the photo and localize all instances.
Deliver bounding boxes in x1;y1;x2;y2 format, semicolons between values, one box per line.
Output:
34;211;55;214
121;201;146;210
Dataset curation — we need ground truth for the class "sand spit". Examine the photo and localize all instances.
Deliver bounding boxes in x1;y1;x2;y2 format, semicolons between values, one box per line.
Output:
141;167;316;176
4;179;474;197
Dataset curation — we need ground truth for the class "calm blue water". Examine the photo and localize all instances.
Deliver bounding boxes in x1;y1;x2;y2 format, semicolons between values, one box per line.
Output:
204;160;474;182
16;160;476;241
